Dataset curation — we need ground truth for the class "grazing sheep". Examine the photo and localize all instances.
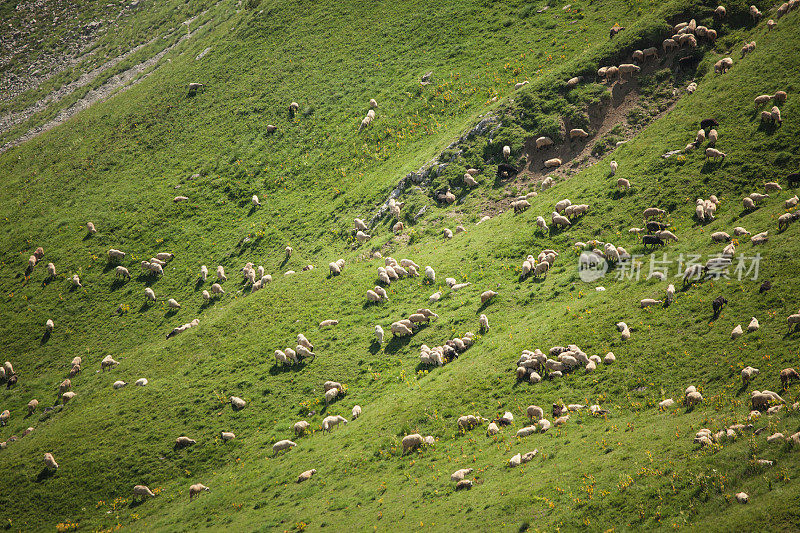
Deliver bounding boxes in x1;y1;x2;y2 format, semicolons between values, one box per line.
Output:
175;436;197;450
230;396;246;410
297;469;316;483
751;231;768;245
570;128;589;139
771;106;782;125
705;148;726;161
352;405;362;420
774;91;787;104
113;380;127;389
780;368;800;388
86;222;97;235
480;290;497;304
45;318;55;333
714;5;726;17
479;314;489;331
736;492;749;504
252;195;261;207
27;399;39;415
659;399;675;410
767;19;776;30
755;94;771;105
731;324;744;340
502;145;511;160
215;266;227;282
167;298;180;309
62;391;76;404
273;439;297;455
174;196;189;203
322;415;348;433
640;299;662;308
451;468;474;482
144;287;156;302
189;484;210;500
43;453;59;469
132;485;155;500
714;58;733;74
544;158;562;168
294;421;310;437
747;317;760;332
135;378;148;386
536;136;553;149
0;410;9;426
742;366;759;385
101;355;119;371
402;434;424;454
221;431;236;442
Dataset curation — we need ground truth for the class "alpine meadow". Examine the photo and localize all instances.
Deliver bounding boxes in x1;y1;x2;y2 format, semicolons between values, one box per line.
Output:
2;0;800;531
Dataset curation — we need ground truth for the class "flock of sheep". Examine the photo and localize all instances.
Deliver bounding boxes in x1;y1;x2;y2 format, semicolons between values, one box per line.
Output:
3;1;800;519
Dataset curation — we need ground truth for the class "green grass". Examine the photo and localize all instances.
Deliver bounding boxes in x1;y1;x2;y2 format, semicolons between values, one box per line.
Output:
1;0;800;530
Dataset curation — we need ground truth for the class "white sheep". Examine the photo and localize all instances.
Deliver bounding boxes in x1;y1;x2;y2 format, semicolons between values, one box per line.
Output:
115;266;131;280
479;314;489;331
167;298;181;309
135;378;148;386
230;396;246;410
741;366;759;385
189;484;210;500
43;453;59;469
544;158;562;168
294;421;310;437
352;405;362;420
570;128;589;139
502;145;511;160
45;318;54;332
113;380;127;389
322;415;348;433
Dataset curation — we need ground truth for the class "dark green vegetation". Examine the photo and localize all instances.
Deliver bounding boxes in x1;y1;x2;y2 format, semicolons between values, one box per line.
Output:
1;0;799;530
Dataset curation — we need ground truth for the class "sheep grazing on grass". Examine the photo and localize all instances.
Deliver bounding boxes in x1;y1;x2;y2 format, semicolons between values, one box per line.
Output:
479;314;489;331
61;391;76;404
659;398;675;410
747;317;760;332
45;318;55;333
570;128;589;139
742;366;759;385
294;421;310;437
544;158;562;168
132;485;155;500
640;298;662;308
175;435;197;450
319;319;338;328
714;57;733;74
322;415;348;433
451;468;473;482
536;136;553;149
705;148;726;161
402;434;425;454
113;380;127;390
751;231;768;245
0;410;9;426
502;145;511;160
480;290;497;304
771;105;782;125
230;396;246;410
297;469;316;483
325;388;339;404
221;431;235;442
273;440;297;455
27;399;39;415
189;484;210;500
736;492;749;504
215;266;227;282
43;453;58;469
173;196;189;203
731;324;743;339
767;19;776;30
352;405;362;420
167;298;181;309
101;355;119;371
774;91;787;104
135;378;148;386
780;368;800;388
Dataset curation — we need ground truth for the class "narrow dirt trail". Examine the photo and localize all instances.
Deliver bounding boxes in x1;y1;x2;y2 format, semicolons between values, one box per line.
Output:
0;23;208;155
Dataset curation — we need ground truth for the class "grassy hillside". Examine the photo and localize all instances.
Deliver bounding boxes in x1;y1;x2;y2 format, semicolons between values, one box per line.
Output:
1;0;800;530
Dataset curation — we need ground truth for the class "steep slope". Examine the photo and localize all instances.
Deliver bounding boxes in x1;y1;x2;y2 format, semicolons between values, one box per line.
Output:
1;0;800;531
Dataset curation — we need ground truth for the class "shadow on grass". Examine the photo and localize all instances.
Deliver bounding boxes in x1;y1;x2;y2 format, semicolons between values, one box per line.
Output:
40;331;51;345
385;335;412;354
35;468;55;483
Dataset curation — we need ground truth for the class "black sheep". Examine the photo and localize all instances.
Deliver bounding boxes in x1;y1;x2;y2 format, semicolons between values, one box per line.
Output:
642;235;665;249
712;296;728;318
700;118;719;130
